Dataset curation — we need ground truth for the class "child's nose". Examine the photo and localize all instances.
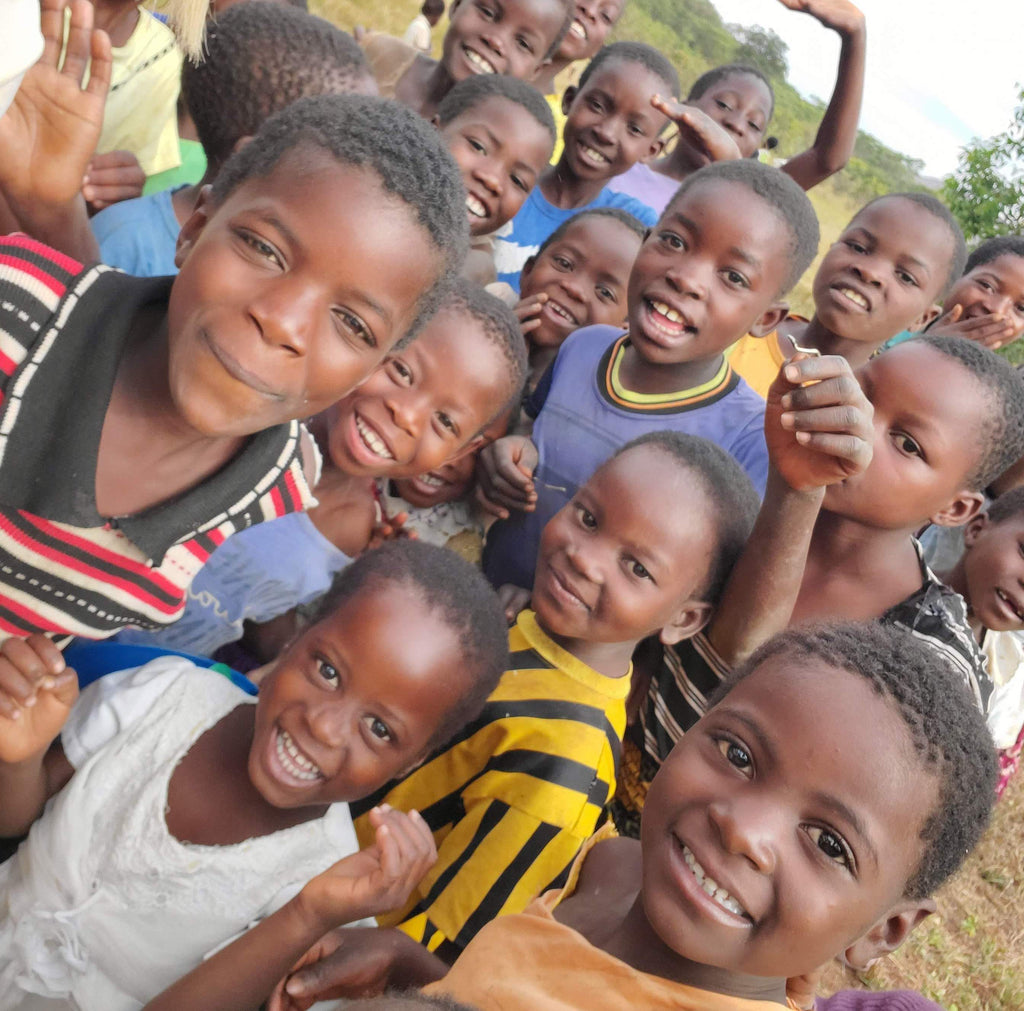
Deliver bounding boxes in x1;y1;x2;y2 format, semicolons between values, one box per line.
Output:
665;260;708;300
566;541;602;582
850;258;883;288
708;797;777;875
306;699;350;750
251;282;312;356
475;164;502;196
386;392;423;438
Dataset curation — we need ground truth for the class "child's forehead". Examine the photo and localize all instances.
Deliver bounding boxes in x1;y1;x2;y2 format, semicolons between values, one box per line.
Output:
581;58;669;101
500;0;569;35
968;252;1024;286
554;216;642;265
452;95;547;139
701;71;772;111
848;198;952;258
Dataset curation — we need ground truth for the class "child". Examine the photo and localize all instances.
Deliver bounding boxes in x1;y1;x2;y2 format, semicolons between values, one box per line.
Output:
0;16;468;644
609;0;867;211
92;2;378;277
118;280;526;660
729;192;967;396
220;622;997;1011
624;337;1024;831
887;235;1024;351
480;159;820;591
0;541;509;1009
515;206;645;390
405;0;446;52
492;41;673;291
359;0;573;120
433;74;557;283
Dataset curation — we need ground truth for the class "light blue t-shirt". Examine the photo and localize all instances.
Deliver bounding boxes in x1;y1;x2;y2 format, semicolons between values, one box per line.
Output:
605;162;680;216
492;185;658;292
91;186;184;277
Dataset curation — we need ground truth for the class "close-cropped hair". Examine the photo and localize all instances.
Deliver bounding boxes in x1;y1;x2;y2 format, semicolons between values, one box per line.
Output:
964;235;1024;275
534;206;647;260
665;160;820;294
313;541;509;749
576;41;681;103
419;276;528;423
436;74;557;145
984;485;1024;526
857;193;967;295
687;63;774;119
612;431;759;604
183;3;374;169
212;94;469;339
422;0;446;16
916;335;1024;491
721;622;997;899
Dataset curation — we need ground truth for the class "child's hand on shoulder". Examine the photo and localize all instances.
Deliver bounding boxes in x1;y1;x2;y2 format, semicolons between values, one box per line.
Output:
295;804;436;933
778;0;865;37
765;353;873;493
0;635;77;765
475;435;539;518
651;95;741;165
515;292;549;337
0;0;111;208
927;303;1018;350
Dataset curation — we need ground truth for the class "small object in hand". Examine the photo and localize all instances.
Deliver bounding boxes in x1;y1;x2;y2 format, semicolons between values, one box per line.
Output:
789;340;821;357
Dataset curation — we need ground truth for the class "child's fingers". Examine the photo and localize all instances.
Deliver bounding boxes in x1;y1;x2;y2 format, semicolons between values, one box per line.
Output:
779;373;865;415
39;0;69;67
0;661;39;707
86;26;112;99
781;353;856;388
61;0;97;86
791;430;872;471
780;404;865;434
650;93;684;120
474;484;509;520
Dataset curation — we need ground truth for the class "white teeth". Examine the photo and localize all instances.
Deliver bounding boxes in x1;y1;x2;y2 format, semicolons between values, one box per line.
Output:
547;301;576;324
682;845;748;918
464;47;496;74
651;299;684;324
420;472;446;487
275;730;323;782
355;416;394;460
839;287;868;309
578;142;610;165
466;194;488;218
997;588;1024;620
570;18;587;39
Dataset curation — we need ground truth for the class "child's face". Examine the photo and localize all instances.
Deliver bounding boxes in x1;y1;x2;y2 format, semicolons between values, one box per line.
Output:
441;0;567;82
943;253;1024;343
961;512;1024;631
812;197;954;344
439;96;554;236
823;343;985;530
520;215;640;348
533;445;715;647
560;60;669;182
640;653;938;979
169;149;443;438
689;72;771;158
393;450;478;508
325;307;508;479
249;580;467;806
555;0;624;64
626;179;791;367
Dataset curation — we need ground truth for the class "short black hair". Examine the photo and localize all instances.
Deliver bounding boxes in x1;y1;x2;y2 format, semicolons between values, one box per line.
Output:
212;94;470;339
687;63;775;120
421;276;528;425
314;541;508;749
964;235;1024;275
665;160;819;294
915;335;1024;490
857;193;967;296
183;3;374;170
721;622;996;899
534;206;647;260
422;0;446;16
983;485;1024;526
437;74;556;146
612;431;759;604
576;41;681;104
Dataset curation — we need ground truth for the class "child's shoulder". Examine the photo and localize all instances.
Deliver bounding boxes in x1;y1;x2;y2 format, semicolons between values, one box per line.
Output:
358;31;422;97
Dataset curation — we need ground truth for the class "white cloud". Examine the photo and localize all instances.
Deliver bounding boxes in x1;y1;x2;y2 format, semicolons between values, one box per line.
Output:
705;0;1022;176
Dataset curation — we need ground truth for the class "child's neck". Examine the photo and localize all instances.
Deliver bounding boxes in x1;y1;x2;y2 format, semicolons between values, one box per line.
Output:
537;615;636;679
305;463;379;558
783;316;879;369
618;342;725;395
650;137;706;183
540;160;609;210
941;559;984;641
93;0;141;47
533;57;572;95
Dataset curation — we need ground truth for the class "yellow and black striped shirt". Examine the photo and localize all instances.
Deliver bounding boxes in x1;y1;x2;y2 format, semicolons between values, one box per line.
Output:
351;609;629;959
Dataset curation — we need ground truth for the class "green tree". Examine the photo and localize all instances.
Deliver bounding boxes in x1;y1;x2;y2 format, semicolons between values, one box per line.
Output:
942;88;1024;244
729;23;789;79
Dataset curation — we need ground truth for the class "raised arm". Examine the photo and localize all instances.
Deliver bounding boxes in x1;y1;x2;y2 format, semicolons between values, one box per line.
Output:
777;0;866;191
707;355;873;665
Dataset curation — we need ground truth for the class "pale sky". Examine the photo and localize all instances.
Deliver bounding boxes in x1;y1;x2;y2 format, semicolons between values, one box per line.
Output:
707;0;1022;178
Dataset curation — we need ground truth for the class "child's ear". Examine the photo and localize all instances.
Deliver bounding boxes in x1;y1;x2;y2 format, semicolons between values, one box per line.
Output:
928;489;985;529
843;897;936;971
748;301;790;339
561;86;578;116
174;184;216;268
658;600;713;645
962;512;988;548
645;135;667;162
911;302;942;332
521;254;537;281
430;113;442;130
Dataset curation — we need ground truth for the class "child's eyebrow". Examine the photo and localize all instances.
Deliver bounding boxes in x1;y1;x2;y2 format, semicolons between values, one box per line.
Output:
726;247;763;271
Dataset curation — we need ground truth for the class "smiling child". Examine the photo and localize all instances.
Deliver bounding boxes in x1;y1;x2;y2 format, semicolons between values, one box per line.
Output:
0;541;509;1009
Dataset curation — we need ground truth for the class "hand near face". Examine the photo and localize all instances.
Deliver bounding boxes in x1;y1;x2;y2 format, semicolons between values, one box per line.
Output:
0;635;78;765
0;0;111;207
927;303;1019;350
777;0;866;37
475;435;539;518
651;95;741;166
515;292;549;337
295;805;436;931
765;353;874;492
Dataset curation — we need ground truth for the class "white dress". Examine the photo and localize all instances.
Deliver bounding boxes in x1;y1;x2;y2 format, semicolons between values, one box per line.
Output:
0;658;359;1011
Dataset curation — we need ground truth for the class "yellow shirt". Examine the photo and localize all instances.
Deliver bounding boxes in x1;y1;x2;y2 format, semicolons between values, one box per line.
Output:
728;315;809;399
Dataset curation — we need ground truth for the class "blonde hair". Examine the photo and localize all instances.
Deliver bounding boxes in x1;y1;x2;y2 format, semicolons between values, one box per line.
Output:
150;0;210;61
